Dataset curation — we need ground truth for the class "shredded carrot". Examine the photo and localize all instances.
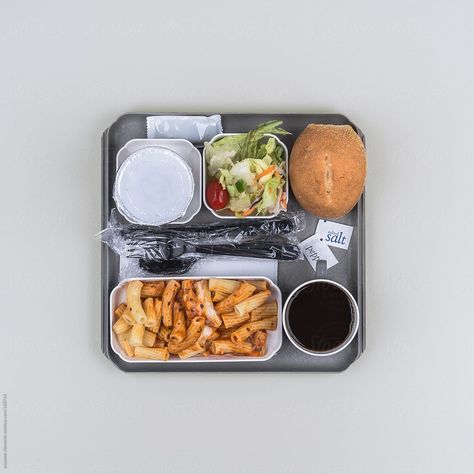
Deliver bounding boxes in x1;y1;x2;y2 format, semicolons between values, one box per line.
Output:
256;165;275;180
242;205;256;216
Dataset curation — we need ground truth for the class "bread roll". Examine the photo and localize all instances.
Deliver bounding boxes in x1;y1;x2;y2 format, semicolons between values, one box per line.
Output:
289;124;366;219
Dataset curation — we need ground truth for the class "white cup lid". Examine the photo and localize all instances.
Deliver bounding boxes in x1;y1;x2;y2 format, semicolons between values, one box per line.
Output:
113;146;194;226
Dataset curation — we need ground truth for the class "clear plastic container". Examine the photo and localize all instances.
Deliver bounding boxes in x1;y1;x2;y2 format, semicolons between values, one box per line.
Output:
113;146;194;226
116;139;202;224
203;133;289;219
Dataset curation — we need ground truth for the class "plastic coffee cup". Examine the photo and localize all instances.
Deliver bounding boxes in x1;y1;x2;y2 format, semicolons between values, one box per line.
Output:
283;260;360;357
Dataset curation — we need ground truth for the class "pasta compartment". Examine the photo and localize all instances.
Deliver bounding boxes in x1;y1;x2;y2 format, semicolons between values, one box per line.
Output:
110;276;282;364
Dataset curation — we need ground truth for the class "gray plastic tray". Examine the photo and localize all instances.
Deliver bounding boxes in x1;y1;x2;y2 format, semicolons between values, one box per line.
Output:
101;113;365;372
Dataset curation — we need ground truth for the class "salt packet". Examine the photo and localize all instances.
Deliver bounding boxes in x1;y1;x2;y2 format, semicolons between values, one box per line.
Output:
315;220;354;250
146;115;223;145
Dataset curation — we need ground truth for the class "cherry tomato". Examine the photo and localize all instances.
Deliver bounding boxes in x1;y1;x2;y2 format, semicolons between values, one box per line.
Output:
206;180;229;210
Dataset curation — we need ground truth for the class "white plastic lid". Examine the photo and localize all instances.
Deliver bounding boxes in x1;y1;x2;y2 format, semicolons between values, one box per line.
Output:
113;146;194;226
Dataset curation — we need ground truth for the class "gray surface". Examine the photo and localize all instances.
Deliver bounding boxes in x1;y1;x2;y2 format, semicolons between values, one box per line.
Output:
102;113;365;372
2;1;474;473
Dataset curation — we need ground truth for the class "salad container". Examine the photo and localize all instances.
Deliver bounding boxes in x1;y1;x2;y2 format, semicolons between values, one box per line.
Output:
203;133;289;219
110;276;283;364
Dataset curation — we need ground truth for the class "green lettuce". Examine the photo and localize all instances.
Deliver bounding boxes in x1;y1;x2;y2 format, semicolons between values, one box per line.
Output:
256;176;282;214
229;193;251;212
239;120;290;159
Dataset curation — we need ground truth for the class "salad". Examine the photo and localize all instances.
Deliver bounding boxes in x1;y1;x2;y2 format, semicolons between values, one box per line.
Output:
204;121;290;217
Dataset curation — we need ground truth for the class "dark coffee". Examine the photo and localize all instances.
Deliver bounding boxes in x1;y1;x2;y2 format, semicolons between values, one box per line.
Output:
288;282;353;352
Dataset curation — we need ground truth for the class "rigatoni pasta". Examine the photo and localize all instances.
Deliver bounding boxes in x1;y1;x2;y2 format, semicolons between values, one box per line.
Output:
153;338;166;349
168;316;205;354
151;298;163;333
142;329;157;348
230;317;277;344
178;342;206;360
218;326;236;339
112;278;278;361
114;303;126;319
250;301;278;322
143;298;158;328
158;324;171;343
169;302;186;343
209;278;240;294
198;327;219;347
134;346;170;361
117;332;134;357
128;324;145;346
246;280;267;292
214;282;256;314
140;281;165;298
162;280;181;328
210;339;254;355
112;317;131;335
209;279;266;302
221;312;250;329
211;290;228;303
182;280;202;321
251;330;268;355
121;306;135;326
234;290;271;317
194;280;222;328
126;280;147;324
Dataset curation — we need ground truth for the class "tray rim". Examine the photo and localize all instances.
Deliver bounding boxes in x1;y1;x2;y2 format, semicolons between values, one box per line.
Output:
101;112;366;372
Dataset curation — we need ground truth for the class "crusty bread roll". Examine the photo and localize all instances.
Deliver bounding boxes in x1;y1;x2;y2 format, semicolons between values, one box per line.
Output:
289;124;366;219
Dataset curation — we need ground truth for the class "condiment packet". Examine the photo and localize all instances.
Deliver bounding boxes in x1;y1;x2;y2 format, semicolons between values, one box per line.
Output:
146;115;223;144
315;220;353;250
299;232;338;271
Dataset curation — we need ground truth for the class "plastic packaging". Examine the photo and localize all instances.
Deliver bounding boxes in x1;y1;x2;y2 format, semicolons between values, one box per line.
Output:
113;146;194;225
100;209;305;255
135;238;301;261
99;210;305;275
146;115;223;144
115;139;202;224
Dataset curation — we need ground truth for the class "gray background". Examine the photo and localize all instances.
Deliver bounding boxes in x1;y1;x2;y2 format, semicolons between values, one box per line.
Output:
1;1;473;473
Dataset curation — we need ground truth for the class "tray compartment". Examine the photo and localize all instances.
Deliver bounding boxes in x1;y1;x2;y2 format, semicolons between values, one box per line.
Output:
110;276;282;364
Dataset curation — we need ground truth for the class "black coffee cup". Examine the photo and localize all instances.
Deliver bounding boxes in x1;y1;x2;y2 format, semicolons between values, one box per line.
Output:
283;260;359;356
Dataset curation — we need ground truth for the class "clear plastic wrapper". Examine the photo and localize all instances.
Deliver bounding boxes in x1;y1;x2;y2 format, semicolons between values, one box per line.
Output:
146;115;223;144
135;236;301;261
99;209;305;275
100;209;305;255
